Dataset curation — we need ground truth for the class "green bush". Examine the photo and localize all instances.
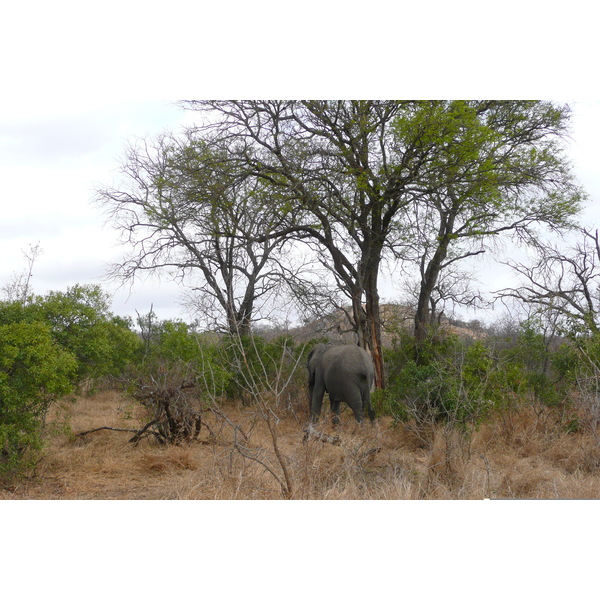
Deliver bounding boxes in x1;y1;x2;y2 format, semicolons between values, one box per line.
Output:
0;284;142;478
0;285;141;384
383;331;529;427
380;314;599;432
498;320;561;406
131;318;233;402
0;321;77;479
30;285;141;382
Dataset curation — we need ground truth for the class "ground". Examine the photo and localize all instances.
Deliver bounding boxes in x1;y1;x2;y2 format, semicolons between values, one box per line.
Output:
2;390;600;500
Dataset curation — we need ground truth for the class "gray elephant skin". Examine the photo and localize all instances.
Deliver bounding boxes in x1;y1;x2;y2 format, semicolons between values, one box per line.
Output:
307;343;376;424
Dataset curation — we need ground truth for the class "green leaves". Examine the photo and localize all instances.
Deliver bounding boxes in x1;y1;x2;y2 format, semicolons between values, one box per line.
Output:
0;321;77;479
17;285;141;381
0;285;142;479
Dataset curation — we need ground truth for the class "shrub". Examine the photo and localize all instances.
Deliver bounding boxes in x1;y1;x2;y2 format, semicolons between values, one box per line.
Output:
135;319;232;400
30;285;141;382
383;332;528;428
0;321;77;479
0;285;141;385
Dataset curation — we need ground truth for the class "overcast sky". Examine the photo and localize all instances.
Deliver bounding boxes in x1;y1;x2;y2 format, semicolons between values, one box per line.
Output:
0;101;197;320
1;99;599;323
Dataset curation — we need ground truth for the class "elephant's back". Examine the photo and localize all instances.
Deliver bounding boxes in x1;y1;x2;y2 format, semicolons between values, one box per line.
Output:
324;344;373;376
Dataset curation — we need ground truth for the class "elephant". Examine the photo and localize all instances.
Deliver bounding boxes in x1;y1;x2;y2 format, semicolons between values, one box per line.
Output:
307;343;375;425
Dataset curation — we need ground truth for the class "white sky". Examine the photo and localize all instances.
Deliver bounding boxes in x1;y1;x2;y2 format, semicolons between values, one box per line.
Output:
0;100;198;320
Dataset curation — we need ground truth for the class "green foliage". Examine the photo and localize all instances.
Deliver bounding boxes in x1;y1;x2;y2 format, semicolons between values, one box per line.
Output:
496;320;566;406
0;285;141;384
157;320;204;365
382;329;531;427
0;284;141;479
380;314;597;432
132;317;233;402
0;321;77;479
29;285;141;381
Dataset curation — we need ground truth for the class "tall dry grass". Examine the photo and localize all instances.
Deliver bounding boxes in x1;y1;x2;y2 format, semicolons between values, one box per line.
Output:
2;391;599;500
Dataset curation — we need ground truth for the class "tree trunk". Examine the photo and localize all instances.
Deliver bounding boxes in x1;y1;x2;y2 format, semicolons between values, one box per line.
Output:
351;294;368;349
414;234;451;362
365;269;385;389
415;279;435;349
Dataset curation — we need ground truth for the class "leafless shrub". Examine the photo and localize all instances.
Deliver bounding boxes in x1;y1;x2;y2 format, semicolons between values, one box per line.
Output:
197;333;308;498
125;361;203;445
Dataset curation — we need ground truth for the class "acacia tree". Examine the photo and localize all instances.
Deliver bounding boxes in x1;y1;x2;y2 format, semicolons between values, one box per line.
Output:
390;101;584;354
97;132;299;336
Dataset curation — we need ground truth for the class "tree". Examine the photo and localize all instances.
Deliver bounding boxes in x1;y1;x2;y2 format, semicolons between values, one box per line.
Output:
183;100;429;387
501;227;600;336
97;132;300;336
387;101;584;355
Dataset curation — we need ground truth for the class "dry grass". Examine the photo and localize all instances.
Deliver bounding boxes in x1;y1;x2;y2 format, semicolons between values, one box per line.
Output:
2;391;600;500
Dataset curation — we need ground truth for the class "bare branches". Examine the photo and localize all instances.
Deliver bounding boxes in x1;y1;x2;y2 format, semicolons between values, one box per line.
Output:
1;242;43;303
499;227;600;335
96;131;300;336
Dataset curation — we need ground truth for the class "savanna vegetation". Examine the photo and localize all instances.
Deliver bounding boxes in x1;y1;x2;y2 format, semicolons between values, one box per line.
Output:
2;100;599;499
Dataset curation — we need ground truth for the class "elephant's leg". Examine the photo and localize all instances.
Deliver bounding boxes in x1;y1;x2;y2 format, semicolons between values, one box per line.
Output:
361;386;376;423
310;380;326;423
366;403;376;423
363;395;376;424
330;397;341;426
349;394;364;424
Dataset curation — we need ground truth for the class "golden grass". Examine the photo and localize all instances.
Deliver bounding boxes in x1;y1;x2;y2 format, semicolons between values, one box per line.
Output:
2;392;600;500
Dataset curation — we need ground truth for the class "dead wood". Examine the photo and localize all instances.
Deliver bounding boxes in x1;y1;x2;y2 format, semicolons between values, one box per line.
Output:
76;426;139;437
75;420;164;445
302;424;341;446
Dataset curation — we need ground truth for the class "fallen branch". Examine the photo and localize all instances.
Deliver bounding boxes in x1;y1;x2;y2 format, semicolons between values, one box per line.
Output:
76;426;138;437
76;421;163;445
302;424;341;446
128;418;163;445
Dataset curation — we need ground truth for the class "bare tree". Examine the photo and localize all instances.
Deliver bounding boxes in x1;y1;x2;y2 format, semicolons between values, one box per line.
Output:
1;242;43;303
96;132;298;336
500;228;600;335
